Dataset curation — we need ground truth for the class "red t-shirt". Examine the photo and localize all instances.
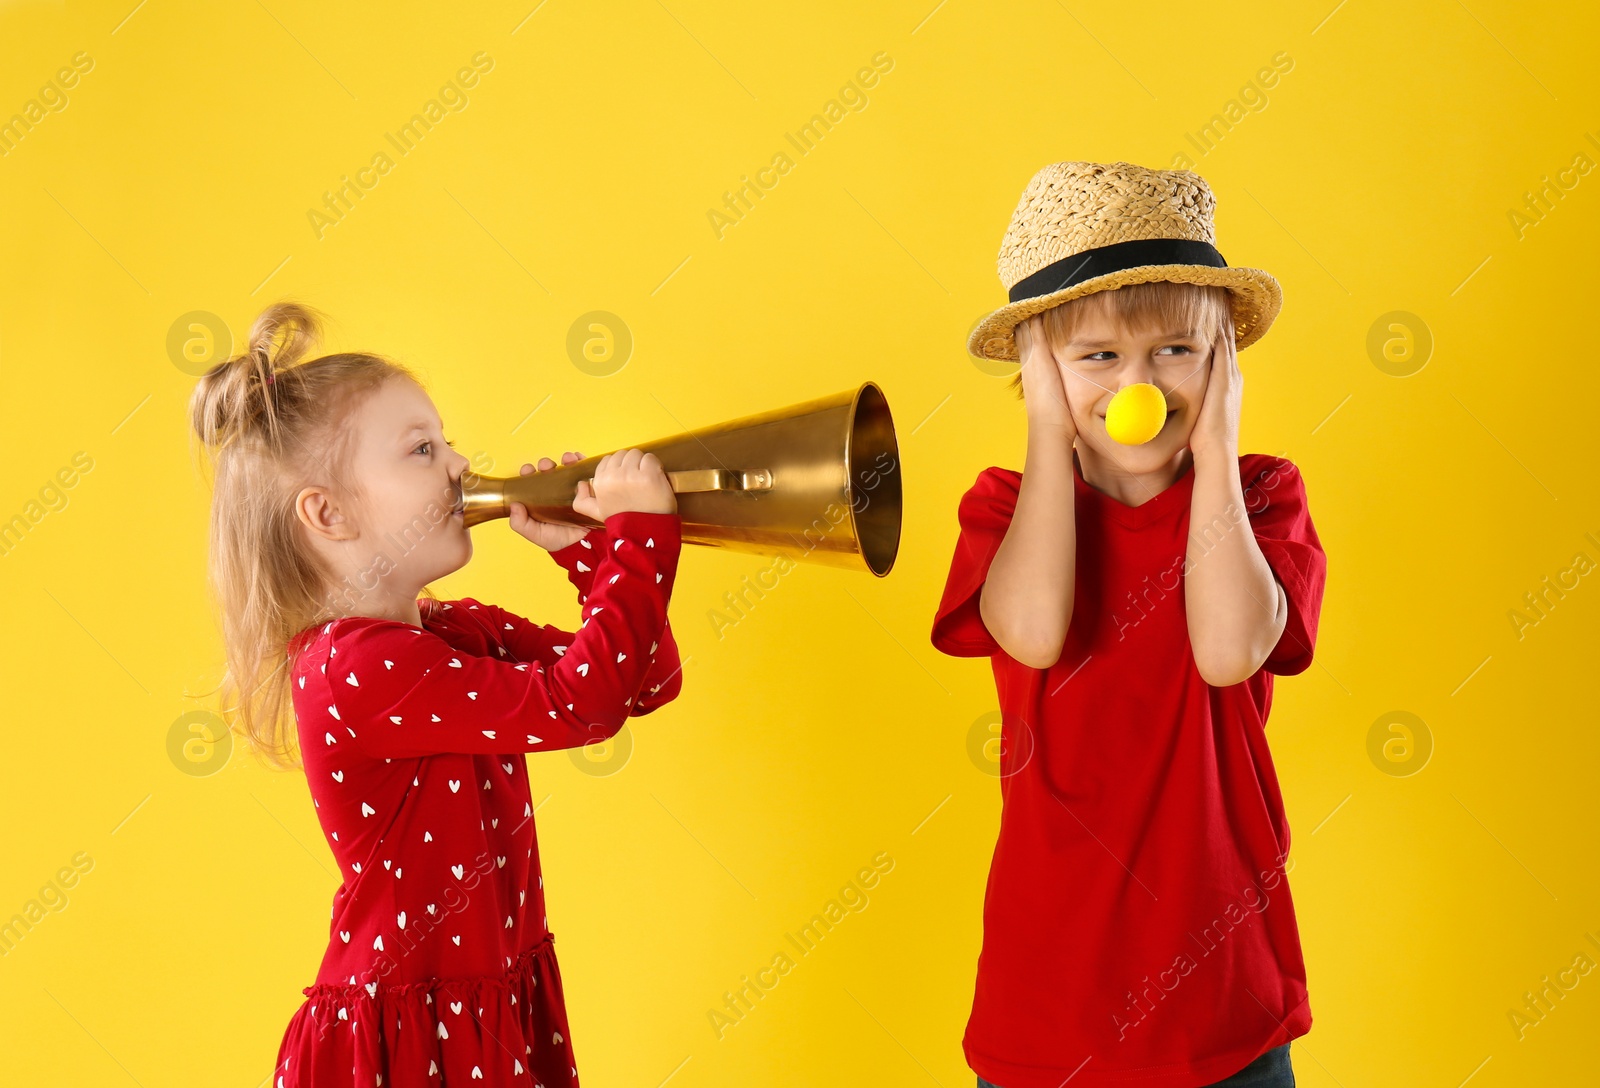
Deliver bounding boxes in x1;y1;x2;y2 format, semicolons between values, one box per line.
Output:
930;453;1327;1088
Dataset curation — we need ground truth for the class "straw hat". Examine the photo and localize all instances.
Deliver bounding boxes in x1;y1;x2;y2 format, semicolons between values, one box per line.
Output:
968;161;1282;362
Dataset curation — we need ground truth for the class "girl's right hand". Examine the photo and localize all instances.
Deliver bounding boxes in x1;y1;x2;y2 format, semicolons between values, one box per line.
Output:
1016;314;1077;443
579;448;678;519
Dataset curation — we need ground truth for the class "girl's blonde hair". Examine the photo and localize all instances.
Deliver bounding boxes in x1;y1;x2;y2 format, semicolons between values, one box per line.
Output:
1007;280;1234;398
188;302;423;770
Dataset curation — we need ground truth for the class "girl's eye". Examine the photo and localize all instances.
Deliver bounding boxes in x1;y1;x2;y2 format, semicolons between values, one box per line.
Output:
1159;345;1193;355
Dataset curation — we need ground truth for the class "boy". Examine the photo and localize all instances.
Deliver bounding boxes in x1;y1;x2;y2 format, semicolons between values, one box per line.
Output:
932;161;1327;1088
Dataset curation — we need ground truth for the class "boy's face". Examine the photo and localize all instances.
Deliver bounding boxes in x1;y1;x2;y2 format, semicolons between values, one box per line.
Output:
1045;308;1214;470
302;376;474;604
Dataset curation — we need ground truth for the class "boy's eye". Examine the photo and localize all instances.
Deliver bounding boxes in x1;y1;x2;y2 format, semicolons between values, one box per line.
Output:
1083;345;1192;361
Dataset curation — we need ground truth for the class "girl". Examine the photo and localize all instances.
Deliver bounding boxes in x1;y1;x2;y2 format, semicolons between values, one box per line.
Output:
188;302;685;1087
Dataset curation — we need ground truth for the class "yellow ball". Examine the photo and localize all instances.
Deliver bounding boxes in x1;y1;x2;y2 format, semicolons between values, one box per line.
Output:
1104;383;1169;445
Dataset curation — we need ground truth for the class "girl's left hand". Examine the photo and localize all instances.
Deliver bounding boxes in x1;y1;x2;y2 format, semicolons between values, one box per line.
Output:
508;451;594;552
1190;318;1242;463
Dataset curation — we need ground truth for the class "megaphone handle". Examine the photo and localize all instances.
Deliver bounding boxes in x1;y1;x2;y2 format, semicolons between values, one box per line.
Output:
582;469;773;494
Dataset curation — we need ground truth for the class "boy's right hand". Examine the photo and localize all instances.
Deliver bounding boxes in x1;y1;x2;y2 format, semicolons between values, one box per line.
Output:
575;448;678;519
1016;314;1077;443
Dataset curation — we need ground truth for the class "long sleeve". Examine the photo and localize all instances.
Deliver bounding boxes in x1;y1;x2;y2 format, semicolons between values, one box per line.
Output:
321;510;682;759
489;520;685;716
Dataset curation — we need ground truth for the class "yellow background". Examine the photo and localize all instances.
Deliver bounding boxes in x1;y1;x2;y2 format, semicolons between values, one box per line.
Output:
2;1;1598;1084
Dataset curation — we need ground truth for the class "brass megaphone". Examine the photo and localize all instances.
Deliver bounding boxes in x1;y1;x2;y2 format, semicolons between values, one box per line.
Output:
460;382;902;577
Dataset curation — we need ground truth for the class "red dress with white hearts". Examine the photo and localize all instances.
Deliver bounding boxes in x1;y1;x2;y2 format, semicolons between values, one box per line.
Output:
272;511;682;1088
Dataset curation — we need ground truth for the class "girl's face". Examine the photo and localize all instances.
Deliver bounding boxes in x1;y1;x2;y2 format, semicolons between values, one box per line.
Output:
1048;309;1213;470
300;376;473;611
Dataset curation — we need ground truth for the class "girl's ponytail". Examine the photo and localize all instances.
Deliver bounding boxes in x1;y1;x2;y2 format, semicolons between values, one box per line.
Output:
190;301;324;454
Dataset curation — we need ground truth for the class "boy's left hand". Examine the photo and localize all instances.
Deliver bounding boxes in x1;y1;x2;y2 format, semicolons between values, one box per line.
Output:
1190;318;1242;463
508;451;594;552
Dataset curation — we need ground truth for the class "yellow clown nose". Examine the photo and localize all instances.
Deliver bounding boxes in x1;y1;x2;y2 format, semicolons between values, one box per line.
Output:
1104;383;1169;445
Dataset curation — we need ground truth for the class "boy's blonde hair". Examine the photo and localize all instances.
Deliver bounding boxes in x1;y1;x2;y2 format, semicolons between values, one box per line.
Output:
1007;280;1234;398
187;302;424;769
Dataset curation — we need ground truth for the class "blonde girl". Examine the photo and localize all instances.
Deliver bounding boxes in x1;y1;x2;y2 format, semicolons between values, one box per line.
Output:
189;302;684;1087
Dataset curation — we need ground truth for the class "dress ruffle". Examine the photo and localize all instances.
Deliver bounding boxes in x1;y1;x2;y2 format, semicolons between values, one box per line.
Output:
274;935;578;1088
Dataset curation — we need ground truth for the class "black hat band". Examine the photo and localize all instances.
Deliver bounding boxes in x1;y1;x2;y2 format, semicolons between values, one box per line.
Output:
1007;237;1229;304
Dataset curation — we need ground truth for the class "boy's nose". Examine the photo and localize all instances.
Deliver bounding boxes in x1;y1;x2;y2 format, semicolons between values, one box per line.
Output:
1116;358;1158;389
